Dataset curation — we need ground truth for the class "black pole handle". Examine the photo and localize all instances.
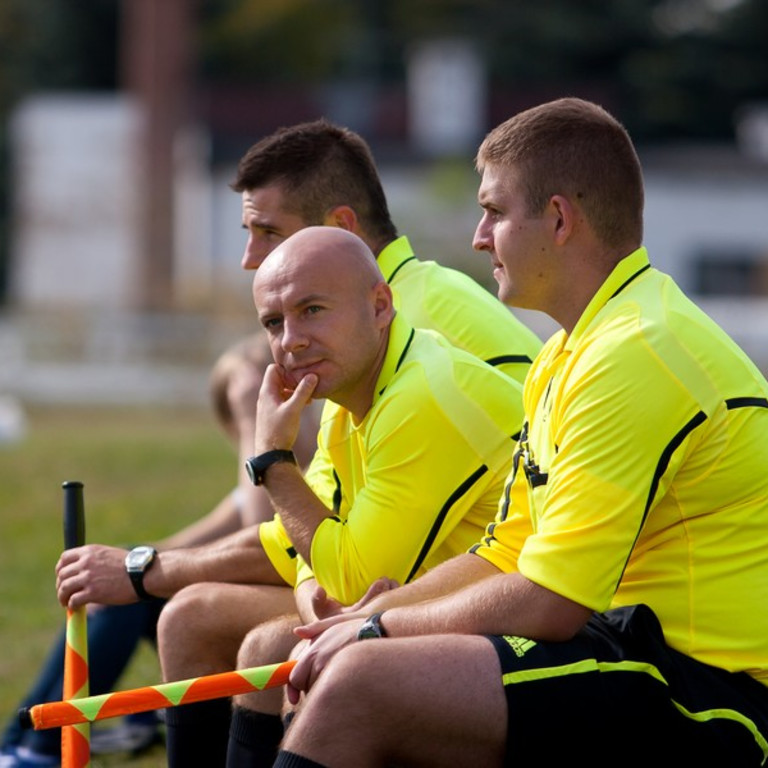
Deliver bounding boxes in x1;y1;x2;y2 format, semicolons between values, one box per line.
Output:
62;481;85;550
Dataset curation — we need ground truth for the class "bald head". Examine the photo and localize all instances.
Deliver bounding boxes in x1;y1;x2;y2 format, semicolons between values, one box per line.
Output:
254;226;383;291
252;226;394;418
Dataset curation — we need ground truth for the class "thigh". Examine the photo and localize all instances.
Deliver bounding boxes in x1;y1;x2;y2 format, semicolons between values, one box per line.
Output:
158;583;296;677
164;582;295;638
290;634;507;768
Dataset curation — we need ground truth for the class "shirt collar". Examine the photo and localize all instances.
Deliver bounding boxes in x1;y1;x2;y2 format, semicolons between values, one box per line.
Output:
377;236;416;283
372;312;415;408
566;247;650;351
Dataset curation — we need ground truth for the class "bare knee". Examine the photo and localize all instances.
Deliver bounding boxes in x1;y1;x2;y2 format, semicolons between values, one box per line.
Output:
237;614;300;669
282;643;383;757
235;614;300;713
158;583;223;679
302;642;380;719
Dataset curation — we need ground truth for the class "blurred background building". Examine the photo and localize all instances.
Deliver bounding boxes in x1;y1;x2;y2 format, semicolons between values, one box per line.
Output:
0;0;766;408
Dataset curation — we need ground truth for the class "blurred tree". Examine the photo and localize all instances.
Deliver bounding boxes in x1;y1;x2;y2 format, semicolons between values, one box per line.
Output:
194;0;767;141
198;0;360;83
1;0;766;302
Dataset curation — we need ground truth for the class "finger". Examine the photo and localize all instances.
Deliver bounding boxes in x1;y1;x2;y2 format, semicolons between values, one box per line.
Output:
286;683;301;707
291;374;318;405
54;549;78;575
57;580;79;608
288;653;311;693
259;364;286;400
293;613;356;639
293;622;319;640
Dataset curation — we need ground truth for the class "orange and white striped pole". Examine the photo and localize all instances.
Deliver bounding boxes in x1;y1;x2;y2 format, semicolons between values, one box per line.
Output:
61;481;90;768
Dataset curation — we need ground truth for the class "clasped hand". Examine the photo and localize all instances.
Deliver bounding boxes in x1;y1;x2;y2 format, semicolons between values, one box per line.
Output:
287;577;399;703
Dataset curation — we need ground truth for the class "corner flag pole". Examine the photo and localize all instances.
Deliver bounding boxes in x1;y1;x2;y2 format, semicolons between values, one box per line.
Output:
20;660;297;731
61;481;90;768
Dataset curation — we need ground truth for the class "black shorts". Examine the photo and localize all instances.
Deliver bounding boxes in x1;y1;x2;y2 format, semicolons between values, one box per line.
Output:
487;604;768;766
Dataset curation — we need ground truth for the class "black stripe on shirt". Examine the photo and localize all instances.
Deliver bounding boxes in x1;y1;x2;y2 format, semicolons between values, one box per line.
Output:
395;327;416;372
642;410;707;527
614;409;708;591
378;327;416;397
486;354;533;367
609;263;651;300
405;464;489;584
386;256;417;283
726;397;768;410
331;469;342;513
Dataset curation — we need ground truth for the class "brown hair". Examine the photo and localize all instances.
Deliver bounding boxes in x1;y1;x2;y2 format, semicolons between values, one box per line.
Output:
208;332;272;439
231;119;398;245
477;98;644;249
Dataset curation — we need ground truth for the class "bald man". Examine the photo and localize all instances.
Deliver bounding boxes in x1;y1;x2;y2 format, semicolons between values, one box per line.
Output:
164;226;525;766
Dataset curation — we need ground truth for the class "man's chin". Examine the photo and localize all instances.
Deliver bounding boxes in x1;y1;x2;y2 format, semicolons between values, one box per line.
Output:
286;370;326;398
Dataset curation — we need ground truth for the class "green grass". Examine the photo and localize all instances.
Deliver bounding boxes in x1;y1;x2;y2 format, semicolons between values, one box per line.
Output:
0;405;236;766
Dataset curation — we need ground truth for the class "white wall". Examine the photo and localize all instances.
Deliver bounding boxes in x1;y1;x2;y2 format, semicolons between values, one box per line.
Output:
9;94;142;308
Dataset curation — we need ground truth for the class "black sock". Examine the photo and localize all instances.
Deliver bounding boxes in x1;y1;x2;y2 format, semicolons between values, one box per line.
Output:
225;707;283;768
165;698;232;768
273;750;329;768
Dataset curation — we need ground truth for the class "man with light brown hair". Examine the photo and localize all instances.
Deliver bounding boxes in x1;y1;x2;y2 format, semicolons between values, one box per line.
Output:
276;98;768;768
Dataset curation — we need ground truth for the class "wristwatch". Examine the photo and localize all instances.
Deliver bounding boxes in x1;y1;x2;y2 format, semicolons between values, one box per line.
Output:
357;611;388;641
245;449;297;486
124;545;157;601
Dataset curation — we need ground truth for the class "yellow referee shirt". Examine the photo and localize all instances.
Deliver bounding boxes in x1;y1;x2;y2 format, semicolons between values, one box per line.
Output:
265;313;523;605
474;247;768;685
259;235;538;593
378;236;541;386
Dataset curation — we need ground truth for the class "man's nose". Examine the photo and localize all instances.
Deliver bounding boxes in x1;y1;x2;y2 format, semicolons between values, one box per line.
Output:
241;236;267;270
281;319;309;352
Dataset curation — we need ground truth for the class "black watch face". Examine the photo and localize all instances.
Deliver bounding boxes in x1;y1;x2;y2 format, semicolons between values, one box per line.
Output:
126;546;155;571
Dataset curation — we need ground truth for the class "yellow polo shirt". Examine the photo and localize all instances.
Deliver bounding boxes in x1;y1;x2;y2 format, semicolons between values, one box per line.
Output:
260;235;537;592
264;313;523;605
474;247;768;684
378;236;541;386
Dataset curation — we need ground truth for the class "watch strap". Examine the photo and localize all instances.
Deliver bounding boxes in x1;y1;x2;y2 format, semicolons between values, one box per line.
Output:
128;570;155;601
357;611;388;641
245;449;297;486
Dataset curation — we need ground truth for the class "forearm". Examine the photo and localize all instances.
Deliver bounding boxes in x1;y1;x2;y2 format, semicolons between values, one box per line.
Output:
288;557;590;699
380;568;592;642
262;462;329;563
144;525;286;597
294;579;319;623
156;493;243;549
362;553;496;614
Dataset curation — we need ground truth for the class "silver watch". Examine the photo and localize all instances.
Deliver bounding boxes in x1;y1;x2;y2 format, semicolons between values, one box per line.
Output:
124;545;157;601
357;611;388;640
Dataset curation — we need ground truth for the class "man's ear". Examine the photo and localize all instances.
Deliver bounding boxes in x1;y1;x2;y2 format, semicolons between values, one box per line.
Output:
372;282;395;328
323;205;359;232
549;195;576;245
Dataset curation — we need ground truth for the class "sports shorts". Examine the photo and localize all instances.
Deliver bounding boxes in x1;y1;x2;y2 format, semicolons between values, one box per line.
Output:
487;604;768;766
